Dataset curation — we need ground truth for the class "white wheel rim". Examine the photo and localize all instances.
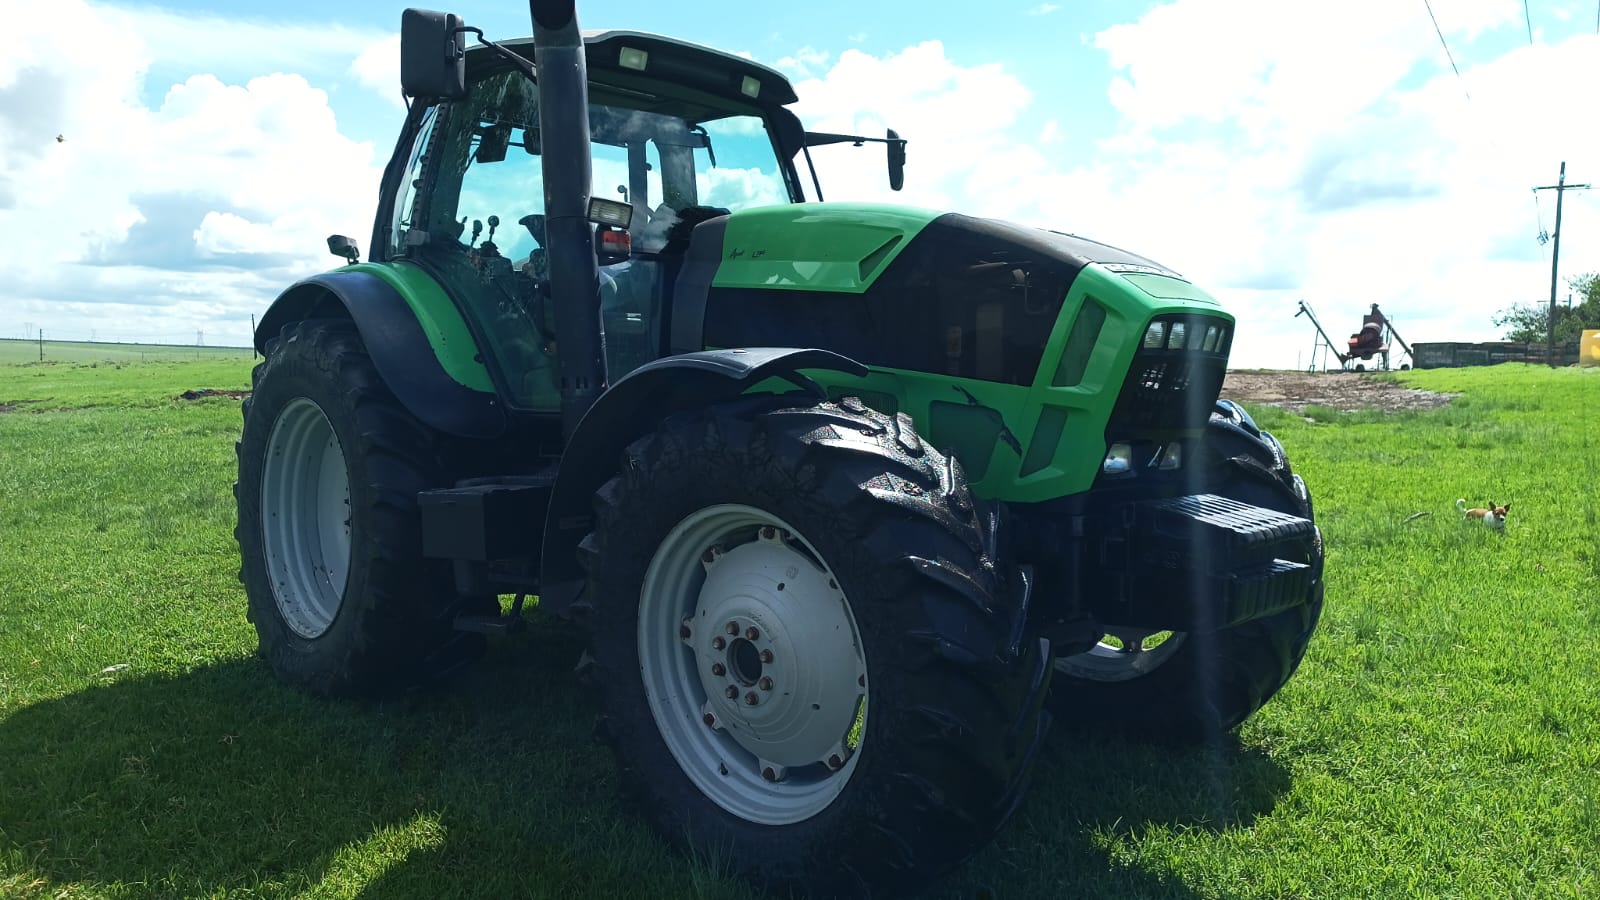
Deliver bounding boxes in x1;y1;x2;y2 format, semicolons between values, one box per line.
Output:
260;397;351;639
638;504;868;826
1055;627;1186;682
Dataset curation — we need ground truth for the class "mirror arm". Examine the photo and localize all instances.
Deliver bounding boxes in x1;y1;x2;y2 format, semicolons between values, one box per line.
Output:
800;144;825;203
803;131;907;151
454;26;538;81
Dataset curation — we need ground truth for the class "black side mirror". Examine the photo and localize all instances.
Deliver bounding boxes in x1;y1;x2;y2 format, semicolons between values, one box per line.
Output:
327;235;360;265
476;123;511;162
887;128;906;191
401;9;468;100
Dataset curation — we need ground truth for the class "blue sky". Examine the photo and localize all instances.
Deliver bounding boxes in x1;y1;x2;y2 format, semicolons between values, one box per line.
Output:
3;0;1597;366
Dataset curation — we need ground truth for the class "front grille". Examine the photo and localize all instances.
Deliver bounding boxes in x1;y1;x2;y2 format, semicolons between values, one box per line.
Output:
1107;314;1230;434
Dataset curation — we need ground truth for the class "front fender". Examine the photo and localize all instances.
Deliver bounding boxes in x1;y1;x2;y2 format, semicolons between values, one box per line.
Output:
537;348;868;615
255;270;505;440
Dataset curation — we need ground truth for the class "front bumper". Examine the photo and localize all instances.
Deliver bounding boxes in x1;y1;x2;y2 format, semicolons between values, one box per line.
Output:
1084;493;1318;632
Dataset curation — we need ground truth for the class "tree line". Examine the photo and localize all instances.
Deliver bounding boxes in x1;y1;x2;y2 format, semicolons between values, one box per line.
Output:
1495;273;1600;343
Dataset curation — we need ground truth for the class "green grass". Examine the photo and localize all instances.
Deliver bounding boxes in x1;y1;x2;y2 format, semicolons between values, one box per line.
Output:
0;339;253;366
2;360;1598;899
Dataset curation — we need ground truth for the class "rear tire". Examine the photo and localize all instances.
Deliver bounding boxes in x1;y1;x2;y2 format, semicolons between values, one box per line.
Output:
235;319;482;696
1049;403;1325;742
580;395;1050;898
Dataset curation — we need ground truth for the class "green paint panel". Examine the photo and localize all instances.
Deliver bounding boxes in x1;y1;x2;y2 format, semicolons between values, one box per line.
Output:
713;202;942;293
1120;273;1222;305
928;401;1005;482
792;261;1235;503
1020;407;1068;477
344;262;493;393
1052;298;1107;387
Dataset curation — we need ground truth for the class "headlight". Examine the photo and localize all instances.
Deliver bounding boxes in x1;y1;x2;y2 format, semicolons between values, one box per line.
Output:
1154;442;1182;470
1102;442;1134;474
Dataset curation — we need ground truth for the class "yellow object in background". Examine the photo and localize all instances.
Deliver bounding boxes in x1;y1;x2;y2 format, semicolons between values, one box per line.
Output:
1582;330;1600;367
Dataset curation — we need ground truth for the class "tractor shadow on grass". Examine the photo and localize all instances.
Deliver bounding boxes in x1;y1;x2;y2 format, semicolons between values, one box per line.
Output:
933;727;1293;900
0;626;1288;900
0;621;767;899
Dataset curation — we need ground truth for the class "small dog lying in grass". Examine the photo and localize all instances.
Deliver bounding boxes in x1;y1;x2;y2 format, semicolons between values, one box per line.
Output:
1457;499;1510;530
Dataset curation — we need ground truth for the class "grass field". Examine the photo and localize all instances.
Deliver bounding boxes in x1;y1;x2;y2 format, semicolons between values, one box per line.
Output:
0;339;254;366
2;356;1597;899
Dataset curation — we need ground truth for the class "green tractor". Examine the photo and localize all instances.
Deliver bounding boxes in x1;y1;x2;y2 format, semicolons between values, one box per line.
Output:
235;2;1325;895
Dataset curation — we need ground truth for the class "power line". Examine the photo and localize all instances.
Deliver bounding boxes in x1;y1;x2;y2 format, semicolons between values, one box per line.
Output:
1522;0;1534;44
1422;0;1471;100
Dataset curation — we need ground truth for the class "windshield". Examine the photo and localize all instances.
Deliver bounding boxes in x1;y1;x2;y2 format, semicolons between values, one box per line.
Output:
411;71;790;259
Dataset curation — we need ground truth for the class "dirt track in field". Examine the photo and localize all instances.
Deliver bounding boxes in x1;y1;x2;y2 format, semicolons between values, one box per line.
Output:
1221;370;1458;415
177;389;250;401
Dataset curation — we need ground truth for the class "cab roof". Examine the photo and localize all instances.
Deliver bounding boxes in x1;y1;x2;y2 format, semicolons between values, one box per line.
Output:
465;30;799;108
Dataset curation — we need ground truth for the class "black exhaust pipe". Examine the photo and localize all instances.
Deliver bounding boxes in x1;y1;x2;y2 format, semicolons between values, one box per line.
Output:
529;0;606;440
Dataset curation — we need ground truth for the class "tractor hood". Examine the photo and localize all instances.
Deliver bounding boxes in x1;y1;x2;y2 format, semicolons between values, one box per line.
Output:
703;202;1188;295
669;202;1222;376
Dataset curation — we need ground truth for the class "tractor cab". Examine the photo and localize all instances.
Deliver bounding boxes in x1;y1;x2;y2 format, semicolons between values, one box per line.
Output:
374;27;901;413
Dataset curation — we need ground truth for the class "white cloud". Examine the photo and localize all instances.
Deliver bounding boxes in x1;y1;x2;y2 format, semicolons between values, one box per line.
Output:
350;35;403;108
789;41;1034;213
0;0;384;346
95;3;389;80
775;46;832;78
1027;4;1061;15
1078;0;1598;366
775;1;1597;368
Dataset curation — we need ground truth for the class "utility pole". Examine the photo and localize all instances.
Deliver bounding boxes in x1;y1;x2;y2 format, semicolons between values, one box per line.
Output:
1533;162;1591;366
38;329;44;361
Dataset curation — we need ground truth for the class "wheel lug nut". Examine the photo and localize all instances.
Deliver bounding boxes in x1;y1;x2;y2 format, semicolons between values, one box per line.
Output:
762;767;778;782
712;636;726;650
759;649;774;664
725;686;739;699
858;674;866;688
711;663;726;677
679;624;691;639
758;676;773;691
744;691;759;706
703;712;716;727
760;526;776;540
745;626;760;641
828;754;844;770
702;548;716;563
725;621;740;636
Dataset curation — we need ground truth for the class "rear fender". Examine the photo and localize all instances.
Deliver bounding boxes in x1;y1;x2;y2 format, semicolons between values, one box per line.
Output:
538;348;868;616
255;270;505;439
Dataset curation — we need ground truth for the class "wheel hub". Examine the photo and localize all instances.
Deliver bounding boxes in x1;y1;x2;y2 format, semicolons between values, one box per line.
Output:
687;529;865;776
639;505;868;825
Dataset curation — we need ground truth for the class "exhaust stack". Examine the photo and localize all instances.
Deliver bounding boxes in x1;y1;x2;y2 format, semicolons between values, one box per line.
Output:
529;0;606;439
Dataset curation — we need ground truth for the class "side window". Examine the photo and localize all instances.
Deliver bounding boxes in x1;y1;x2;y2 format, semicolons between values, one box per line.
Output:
412;73;561;412
389;107;439;258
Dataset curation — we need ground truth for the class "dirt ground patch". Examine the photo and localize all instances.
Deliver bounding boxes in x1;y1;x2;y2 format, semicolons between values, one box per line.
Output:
1222;370;1458;415
177;389;250;401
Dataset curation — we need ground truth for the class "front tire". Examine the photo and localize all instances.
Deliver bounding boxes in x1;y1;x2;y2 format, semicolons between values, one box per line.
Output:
580;395;1050;898
235;319;478;696
1049;404;1325;741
